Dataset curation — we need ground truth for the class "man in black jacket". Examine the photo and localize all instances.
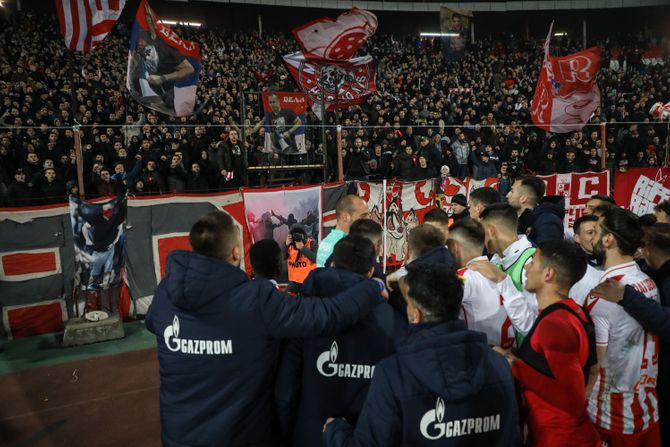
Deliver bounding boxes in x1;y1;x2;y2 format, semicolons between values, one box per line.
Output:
276;235;406;447
323;263;520;446
145;211;385;447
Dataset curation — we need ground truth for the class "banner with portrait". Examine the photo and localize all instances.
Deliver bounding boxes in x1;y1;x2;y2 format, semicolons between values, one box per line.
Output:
69;195;127;312
127;0;201;116
243;186;322;247
261;91;307;154
440;7;472;61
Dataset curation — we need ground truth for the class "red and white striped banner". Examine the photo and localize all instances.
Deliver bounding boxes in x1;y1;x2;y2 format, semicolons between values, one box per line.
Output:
0;248;61;282
56;0;126;52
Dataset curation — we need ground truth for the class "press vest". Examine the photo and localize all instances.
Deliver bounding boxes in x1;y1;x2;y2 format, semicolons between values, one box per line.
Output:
288;240;316;284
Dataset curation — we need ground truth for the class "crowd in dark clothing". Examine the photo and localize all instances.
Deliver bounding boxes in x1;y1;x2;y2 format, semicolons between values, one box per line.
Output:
0;11;668;206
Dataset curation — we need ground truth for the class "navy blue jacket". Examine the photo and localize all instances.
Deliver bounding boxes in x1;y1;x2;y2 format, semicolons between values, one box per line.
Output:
525;196;565;244
619;262;670;442
275;268;407;447
389;246;455;319
145;251;383;447
324;320;520;446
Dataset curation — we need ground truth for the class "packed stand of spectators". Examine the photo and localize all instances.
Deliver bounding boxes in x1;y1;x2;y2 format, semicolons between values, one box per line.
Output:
0;11;668;206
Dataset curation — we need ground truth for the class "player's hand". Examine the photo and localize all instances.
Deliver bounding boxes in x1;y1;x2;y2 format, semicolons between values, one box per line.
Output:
148;75;164;86
282;131;291;140
468;261;507;283
385;272;398;292
492;346;517;366
589;279;625;304
220;169;228;177
372;278;389;300
323;417;339;432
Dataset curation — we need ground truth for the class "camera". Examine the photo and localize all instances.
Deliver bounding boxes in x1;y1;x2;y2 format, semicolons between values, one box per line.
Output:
291;232;304;243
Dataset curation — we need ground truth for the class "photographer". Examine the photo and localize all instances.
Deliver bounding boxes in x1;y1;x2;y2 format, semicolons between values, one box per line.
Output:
286;224;318;293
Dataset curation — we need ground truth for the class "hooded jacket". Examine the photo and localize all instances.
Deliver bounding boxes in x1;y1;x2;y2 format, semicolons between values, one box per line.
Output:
528;196;565;244
276;268;407;447
145;250;383;447
324;320;520;446
388;246;455;319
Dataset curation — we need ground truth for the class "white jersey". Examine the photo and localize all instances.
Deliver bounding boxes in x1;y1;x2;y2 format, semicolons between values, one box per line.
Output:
584;261;660;435
458;257;516;348
569;263;602;306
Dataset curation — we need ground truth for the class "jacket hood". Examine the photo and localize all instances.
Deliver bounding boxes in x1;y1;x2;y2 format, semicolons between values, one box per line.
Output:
410;245;455;268
398;321;491;401
164;250;248;311
289;223;307;234
535;195;566;220
304;267;367;296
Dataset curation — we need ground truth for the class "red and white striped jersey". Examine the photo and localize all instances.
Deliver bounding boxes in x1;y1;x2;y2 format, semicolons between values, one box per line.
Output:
458;257;516;349
584;261;660;435
56;0;126;52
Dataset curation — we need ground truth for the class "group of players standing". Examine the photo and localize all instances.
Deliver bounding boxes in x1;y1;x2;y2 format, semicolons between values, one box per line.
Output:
146;180;670;447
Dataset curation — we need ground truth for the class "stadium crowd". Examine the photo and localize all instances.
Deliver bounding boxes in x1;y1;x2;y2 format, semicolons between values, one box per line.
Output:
0;11;668;207
147;189;670;446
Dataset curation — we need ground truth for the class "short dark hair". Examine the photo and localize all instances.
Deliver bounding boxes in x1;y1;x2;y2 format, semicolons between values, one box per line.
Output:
516;176;546;205
600;209;643;256
469;187;501;208
537;240;587;289
250;239;282;280
573;214;598;235
189;211;238;261
349;218;383;242
448;218;485;249
408;224;446;258
592;202;618;216
590;194;616;205
479;203;518;231
638;213;658;228
655;200;670;215
332;235;376;276
643;223;670;257
405;263;463;321
423;208;450;226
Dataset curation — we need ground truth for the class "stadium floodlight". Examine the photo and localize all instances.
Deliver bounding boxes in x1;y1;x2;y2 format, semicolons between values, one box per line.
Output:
161;20;202;27
420;32;459;37
553;32;567;36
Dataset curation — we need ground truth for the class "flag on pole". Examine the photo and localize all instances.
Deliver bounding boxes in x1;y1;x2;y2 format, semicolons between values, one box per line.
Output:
530;22;602;133
126;0;201;116
56;0;126;52
292;7;377;61
283;52;376;114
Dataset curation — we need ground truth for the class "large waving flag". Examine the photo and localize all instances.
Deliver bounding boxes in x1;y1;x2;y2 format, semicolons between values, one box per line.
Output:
292;7;377;61
126;0;201;116
531;22;602;133
56;0;126;52
283;52;376;114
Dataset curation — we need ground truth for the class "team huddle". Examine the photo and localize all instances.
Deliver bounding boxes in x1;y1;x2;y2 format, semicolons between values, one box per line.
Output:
146;184;670;447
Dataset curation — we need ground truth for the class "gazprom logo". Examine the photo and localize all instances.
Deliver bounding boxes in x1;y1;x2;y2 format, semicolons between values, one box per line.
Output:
163;315;233;355
315;341;375;379
419;397;501;439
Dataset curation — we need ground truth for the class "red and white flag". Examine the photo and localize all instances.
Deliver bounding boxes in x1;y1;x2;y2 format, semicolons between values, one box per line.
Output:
292;7;378;61
56;0;126;52
283;52;376;114
530;22;602;133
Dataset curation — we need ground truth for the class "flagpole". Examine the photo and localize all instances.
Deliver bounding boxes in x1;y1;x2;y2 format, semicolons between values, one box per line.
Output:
69;49;85;200
600;122;607;172
319;71;327;182
337;125;343;182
